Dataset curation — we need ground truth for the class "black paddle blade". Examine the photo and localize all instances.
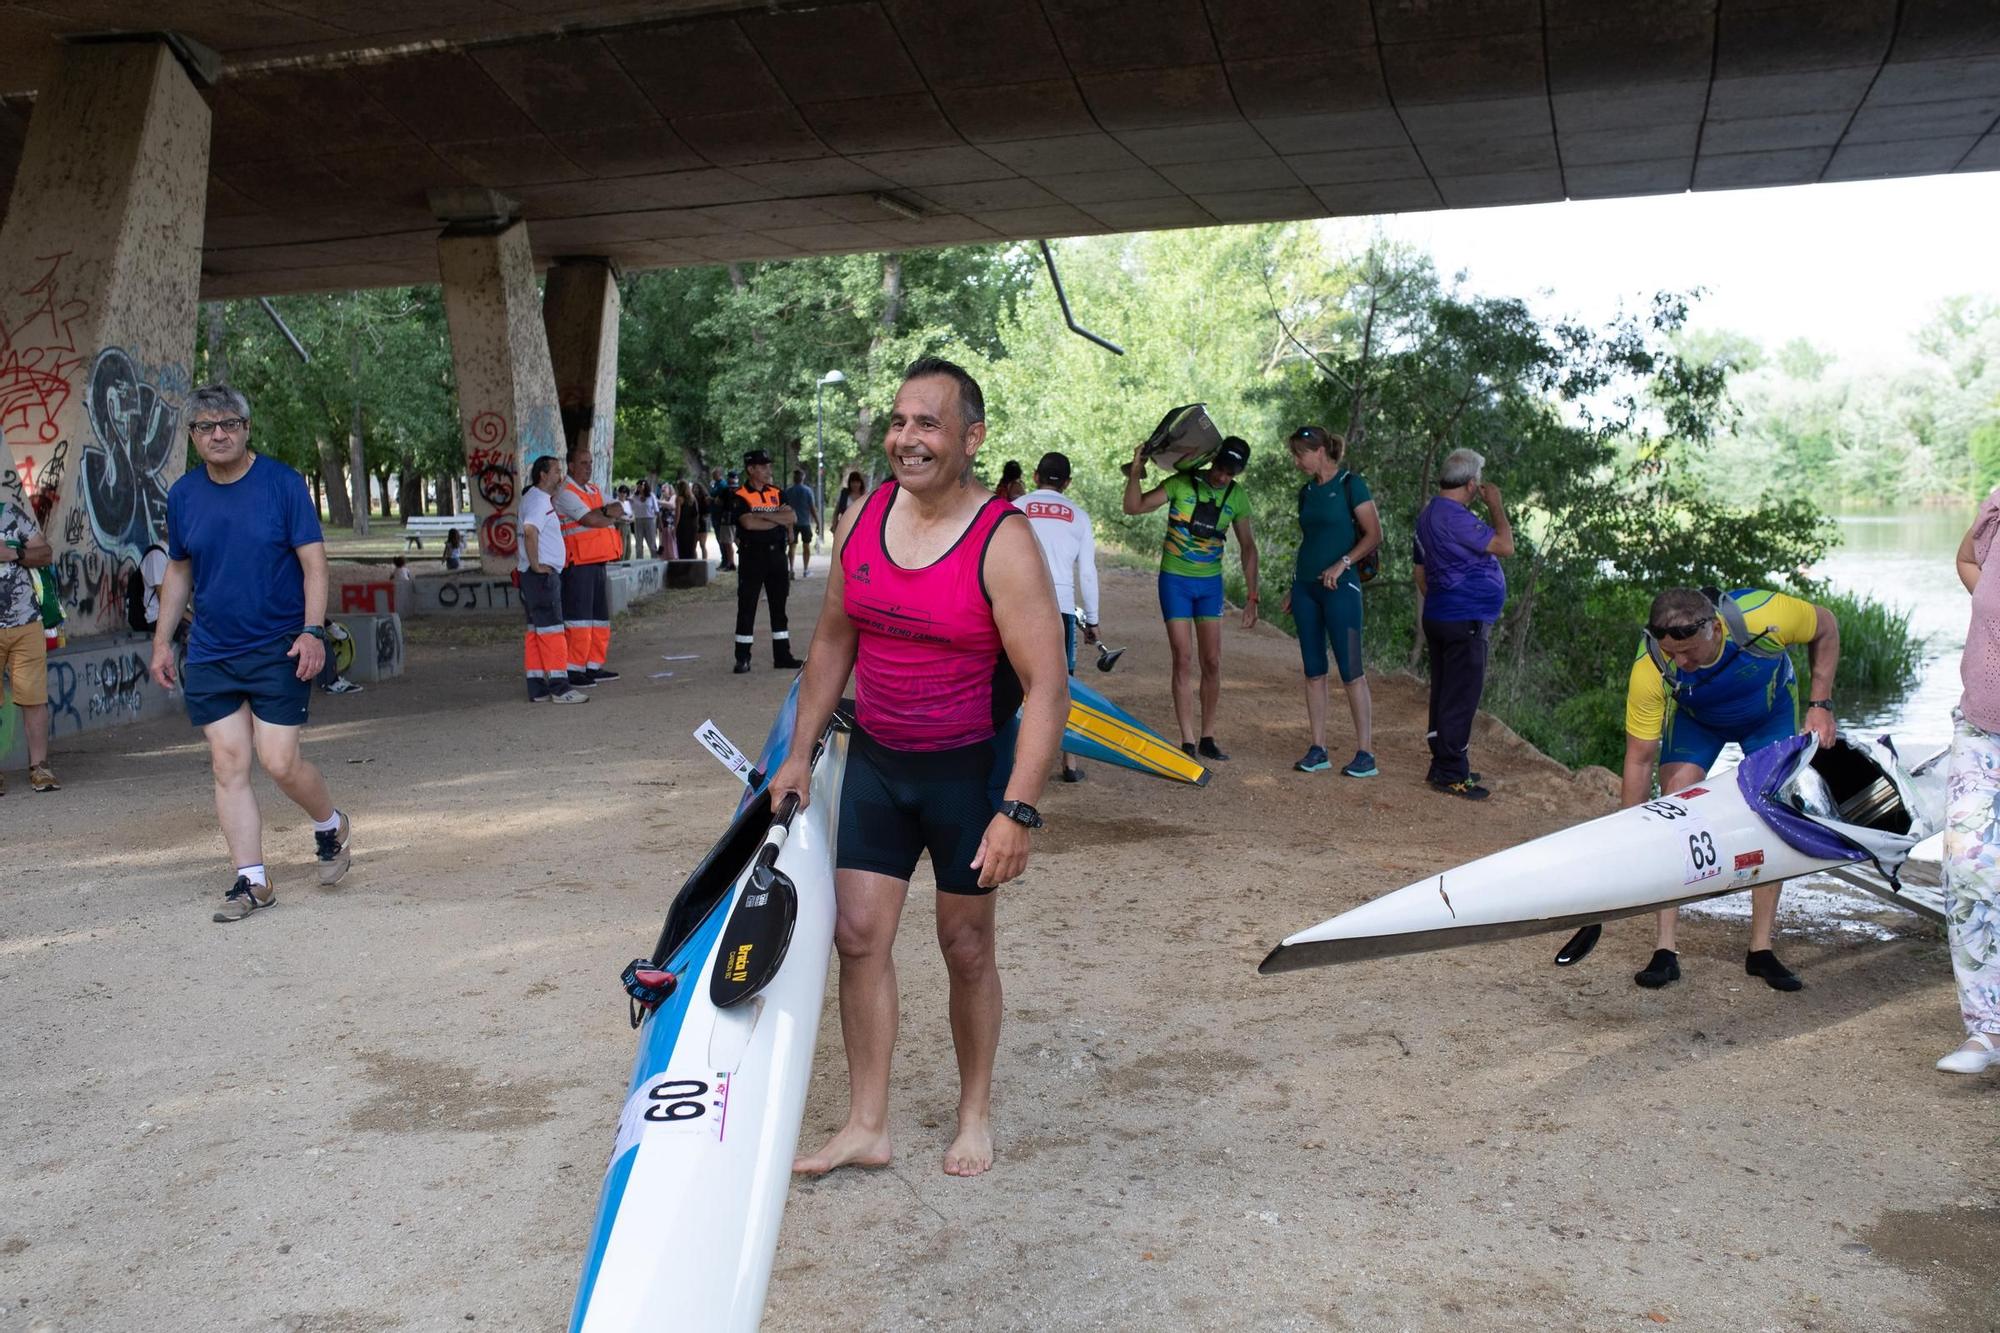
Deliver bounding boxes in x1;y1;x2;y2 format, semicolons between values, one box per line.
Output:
1095;645;1126;673
1554;923;1602;967
709;863;800;1008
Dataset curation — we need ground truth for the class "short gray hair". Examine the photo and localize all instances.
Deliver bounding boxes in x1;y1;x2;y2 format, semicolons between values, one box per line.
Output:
187;383;251;421
1439;448;1484;489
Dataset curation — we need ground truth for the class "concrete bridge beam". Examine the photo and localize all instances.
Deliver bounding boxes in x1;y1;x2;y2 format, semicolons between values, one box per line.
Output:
0;38;210;634
543;256;620;488
436;218;565;576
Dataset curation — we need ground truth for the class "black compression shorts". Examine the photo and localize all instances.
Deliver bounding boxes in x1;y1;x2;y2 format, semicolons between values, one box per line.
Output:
836;729;999;895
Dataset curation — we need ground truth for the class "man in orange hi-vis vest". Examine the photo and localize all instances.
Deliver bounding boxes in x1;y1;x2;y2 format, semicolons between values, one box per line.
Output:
552;443;625;689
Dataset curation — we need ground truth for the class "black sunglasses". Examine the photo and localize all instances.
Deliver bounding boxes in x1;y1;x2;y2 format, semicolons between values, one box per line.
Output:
1649;616;1711;642
1291;426;1324;443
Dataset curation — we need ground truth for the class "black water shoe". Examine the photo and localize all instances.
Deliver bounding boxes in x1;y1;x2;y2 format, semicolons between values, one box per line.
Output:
1745;950;1802;992
1635;949;1681;989
1198;736;1229;761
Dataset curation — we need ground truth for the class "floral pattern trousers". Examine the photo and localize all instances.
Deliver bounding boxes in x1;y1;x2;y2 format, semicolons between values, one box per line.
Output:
1943;711;2000;1035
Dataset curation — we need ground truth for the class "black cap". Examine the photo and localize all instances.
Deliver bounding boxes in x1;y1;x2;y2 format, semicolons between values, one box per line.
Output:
1213;436;1251;474
743;449;772;467
1035;451;1072;484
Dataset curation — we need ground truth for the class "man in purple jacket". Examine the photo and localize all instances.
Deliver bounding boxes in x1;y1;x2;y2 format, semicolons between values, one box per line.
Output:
1412;448;1514;800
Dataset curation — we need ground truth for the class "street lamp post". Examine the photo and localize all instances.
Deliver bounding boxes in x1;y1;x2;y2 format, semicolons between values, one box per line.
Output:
815;369;846;531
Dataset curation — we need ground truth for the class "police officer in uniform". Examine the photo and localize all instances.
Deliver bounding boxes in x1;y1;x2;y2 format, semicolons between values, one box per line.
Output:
729;450;806;673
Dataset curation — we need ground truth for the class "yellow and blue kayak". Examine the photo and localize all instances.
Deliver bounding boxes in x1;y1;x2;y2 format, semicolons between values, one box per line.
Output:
1063;678;1208;786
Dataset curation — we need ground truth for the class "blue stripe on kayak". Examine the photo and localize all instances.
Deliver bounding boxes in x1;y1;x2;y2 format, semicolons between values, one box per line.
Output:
569;881;739;1329
736;677;801;816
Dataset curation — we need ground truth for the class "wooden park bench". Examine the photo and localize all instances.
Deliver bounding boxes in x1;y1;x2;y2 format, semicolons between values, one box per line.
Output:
402;514;465;549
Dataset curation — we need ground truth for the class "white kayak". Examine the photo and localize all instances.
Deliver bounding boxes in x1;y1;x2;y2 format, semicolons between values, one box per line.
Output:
1261;733;1943;975
569;717;847;1333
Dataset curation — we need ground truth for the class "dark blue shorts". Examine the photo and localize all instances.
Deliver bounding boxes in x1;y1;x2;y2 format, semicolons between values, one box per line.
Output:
1158;571;1225;622
183;637;312;729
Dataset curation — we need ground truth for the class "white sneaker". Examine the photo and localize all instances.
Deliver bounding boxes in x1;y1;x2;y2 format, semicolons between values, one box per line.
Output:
1937;1031;2000;1074
548;688;591;704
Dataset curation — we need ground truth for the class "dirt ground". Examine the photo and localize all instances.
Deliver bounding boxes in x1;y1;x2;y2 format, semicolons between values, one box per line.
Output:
4;557;1994;1333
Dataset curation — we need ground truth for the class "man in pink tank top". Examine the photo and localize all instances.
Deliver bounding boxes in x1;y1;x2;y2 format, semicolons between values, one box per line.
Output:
773;357;1068;1179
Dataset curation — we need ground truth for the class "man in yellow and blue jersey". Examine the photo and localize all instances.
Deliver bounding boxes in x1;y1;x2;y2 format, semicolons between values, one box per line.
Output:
1561;586;1840;992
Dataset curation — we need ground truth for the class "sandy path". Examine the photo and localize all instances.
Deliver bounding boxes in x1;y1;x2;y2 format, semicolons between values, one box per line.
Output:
3;559;1991;1333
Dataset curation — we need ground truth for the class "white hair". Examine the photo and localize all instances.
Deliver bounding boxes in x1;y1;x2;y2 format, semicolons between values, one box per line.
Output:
1439;448;1484;488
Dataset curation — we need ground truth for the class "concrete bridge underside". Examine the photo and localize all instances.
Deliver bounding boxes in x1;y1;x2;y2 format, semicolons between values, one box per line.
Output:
0;1;1996;299
2;1;1997;634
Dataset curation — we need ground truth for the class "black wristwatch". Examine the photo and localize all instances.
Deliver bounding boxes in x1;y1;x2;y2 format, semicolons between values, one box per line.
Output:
302;625;330;643
1806;698;1834;712
998;800;1044;830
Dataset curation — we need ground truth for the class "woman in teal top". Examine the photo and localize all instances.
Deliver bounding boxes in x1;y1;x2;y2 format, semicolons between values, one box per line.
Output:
1280;426;1381;777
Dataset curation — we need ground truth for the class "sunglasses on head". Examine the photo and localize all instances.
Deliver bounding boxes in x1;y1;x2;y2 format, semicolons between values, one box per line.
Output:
1649;616;1711;642
1290;426;1324;444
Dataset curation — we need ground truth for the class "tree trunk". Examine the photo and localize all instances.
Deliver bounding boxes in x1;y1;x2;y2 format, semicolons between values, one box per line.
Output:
311;470;324;516
347;344;368;535
434;472;455;517
375;466;394;519
399;470;424;521
847;252;906;463
318;438;354;527
203;302;230;385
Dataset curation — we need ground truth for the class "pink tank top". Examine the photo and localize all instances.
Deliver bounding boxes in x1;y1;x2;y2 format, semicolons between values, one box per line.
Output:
841;482;1016;751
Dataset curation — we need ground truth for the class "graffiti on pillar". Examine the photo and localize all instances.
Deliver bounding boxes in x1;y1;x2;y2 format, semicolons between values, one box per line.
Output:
0;252;90;447
47;659;81;734
84;650;148;722
4;438;69;528
80;347;180;559
461;409;520;567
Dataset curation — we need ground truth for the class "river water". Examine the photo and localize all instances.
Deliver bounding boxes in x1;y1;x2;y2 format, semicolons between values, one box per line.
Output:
1816;504;1974;754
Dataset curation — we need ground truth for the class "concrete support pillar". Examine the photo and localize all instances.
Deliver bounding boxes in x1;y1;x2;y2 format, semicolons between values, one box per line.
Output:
542;257;620;484
0;40;210;635
436;220;564;575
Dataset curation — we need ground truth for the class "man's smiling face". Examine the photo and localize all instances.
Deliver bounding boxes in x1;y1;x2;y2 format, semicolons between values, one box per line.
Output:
883;374;984;493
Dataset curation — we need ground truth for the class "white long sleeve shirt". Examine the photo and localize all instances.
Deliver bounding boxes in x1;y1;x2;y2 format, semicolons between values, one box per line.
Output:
1015;487;1099;625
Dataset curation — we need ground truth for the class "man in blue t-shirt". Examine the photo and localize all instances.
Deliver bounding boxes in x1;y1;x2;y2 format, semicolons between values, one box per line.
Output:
1412;448;1513;800
148;384;355;923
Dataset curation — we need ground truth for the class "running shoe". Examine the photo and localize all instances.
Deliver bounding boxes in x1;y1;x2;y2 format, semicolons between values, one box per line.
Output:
1340;751;1378;778
1294;746;1331;773
1429;777;1488;801
548;688;591;704
590;668;622;683
321;678;364;694
29;763;59;792
568;672;596;689
213;874;275;923
315;811;353;886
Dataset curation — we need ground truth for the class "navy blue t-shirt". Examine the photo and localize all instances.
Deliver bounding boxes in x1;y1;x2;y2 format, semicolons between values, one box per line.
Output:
167;454;324;664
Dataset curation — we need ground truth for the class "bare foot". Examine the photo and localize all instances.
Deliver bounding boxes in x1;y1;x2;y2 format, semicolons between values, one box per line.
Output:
792;1122;892;1176
942;1117;993;1177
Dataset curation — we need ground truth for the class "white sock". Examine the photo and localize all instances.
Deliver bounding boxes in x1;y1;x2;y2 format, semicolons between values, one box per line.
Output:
312;811;342;833
237;863;268;887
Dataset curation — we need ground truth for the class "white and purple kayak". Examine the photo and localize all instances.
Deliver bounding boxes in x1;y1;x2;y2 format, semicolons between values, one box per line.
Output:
570;699;844;1333
1261;732;1943;975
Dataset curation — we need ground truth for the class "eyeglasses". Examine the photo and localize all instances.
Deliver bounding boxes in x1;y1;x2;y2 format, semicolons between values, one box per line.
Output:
188;417;247;436
1649;617;1711;642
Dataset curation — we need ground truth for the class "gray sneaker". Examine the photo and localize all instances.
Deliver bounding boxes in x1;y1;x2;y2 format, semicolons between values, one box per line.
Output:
315;811;353;885
548;689;591;704
213;874;276;923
